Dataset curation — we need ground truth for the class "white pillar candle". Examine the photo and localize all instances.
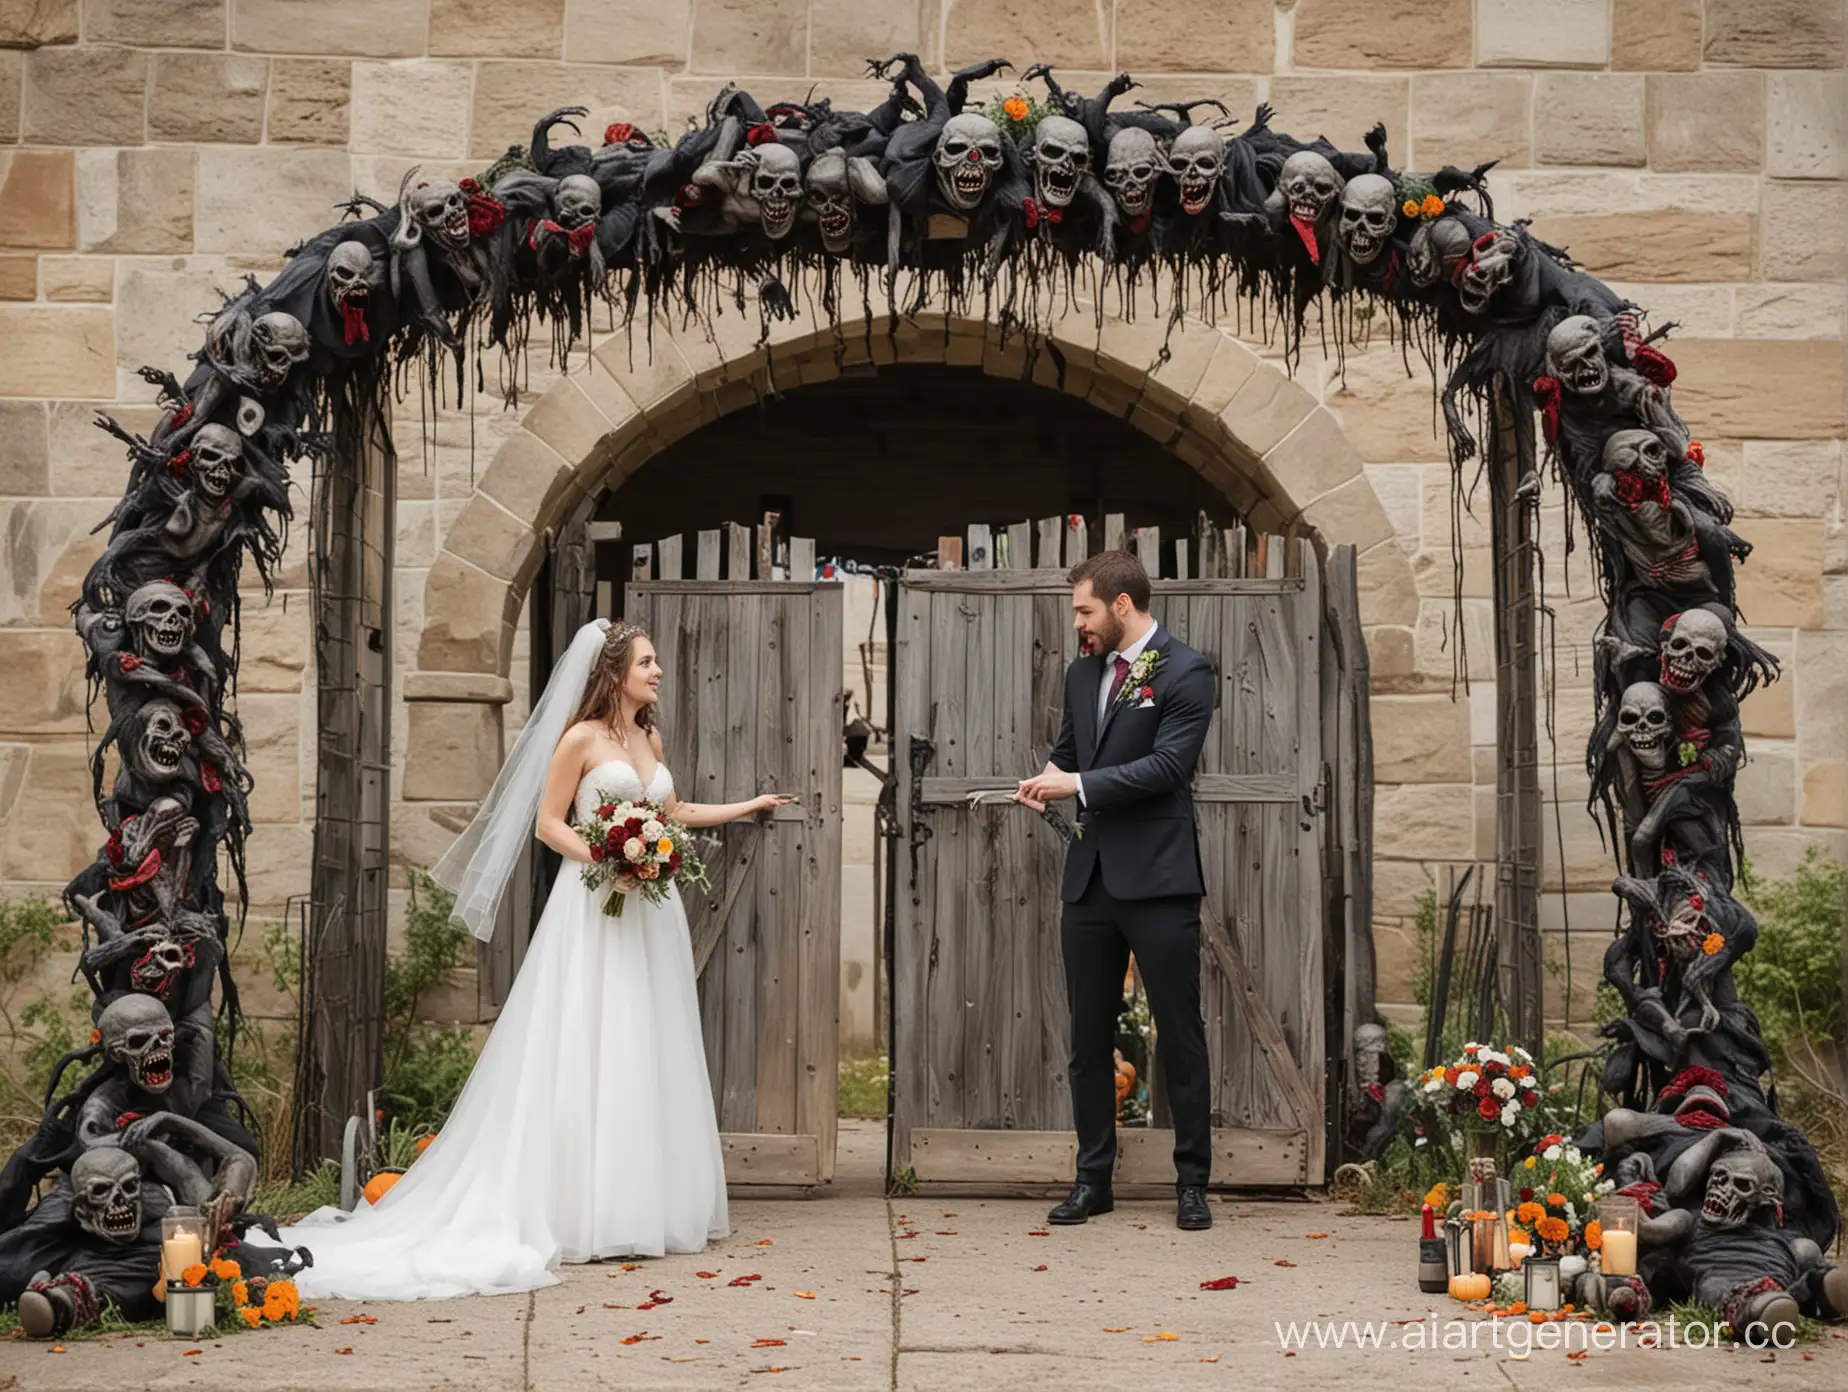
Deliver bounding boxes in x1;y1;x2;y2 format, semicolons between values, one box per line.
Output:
1601;1228;1638;1277
161;1232;202;1283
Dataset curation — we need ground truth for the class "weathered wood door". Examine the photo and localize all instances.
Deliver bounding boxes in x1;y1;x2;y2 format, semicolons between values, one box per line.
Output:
892;550;1335;1187
627;579;845;1185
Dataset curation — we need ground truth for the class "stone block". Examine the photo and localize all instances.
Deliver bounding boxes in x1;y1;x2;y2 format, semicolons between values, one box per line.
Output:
418;551;514;674
1794;628;1848;753
942;0;1109;70
235;819;312;913
32;516;97;621
0;149;74;250
237;593;310;690
1742;642;1796;739
37;254;111;301
113;259;230;384
1737;441;1843;518
1762;180;1845;281
1767;72;1848;181
0;50;19;141
1116;0;1271;72
1219;364;1317;465
1324;342;1449;463
1299;472;1395;554
0;630;85;732
1611;0;1701;70
231;0;427;57
75;148;192;254
1647;74;1764;173
47;398;152;497
23;45;145;145
565;0;688;66
430;0;562;57
1268;75;1409;153
476;426;580;531
689;0;807;73
404;699;502;801
1294;0;1470;70
194;147;352;256
236;690;303;824
0;400;47;494
1736;827;1848;883
1734;518;1827;628
351;59;473;158
1356;538;1421;628
1476;0;1608;68
1704;0;1844;69
267;58;350;144
0;741;97;883
0;252;31;297
0;0;77;47
1373;781;1475;860
808;0;923;76
1801;761;1846;828
1735;282;1846;340
1670;340;1844;440
0;304;110;397
1735;741;1798;825
149;53;268;144
1535;73;1645;167
471;62;664;160
85;0;225;47
1410;73;1531;171
1371;692;1471;783
1525;212;1754;284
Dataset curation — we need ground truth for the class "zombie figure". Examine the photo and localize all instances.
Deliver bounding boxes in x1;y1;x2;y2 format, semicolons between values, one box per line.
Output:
1018;111;1117;258
1590;428;1750;607
1595;678;1740;877
389;169;494;347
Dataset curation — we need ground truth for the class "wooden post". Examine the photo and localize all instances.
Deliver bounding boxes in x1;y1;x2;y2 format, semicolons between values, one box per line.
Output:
1134;526;1161;578
696;529;722;580
727;522;752;579
1104;513;1125;552
631;543;653;582
1488;373;1544;1053
1036;516;1062;569
757;511;781;581
656;533;683;581
788;536;816;580
1064;515;1088;566
1225;525;1247;578
967;523;993;570
938;535;964;569
1005;521;1031;571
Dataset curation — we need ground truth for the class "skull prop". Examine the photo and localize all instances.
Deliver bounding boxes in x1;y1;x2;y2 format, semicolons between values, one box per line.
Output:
130;700;192;784
934;113;1004;212
1406;216;1472;287
186;424;244;503
98;994;176;1093
404;177;472;253
747;142;803;238
805;151;856;253
1028;115;1090;209
123;581;195;662
1166;127;1226;217
71;1148;142;1244
1660;609;1727;693
1336;173;1397;266
248;312;308;389
324;241;378;344
1617;682;1672;773
1702;1147;1783;1229
552;174;602;229
1546;315;1611;394
1279;151;1343;226
1458;230;1519;315
1604;428;1671;482
1102;127;1161;221
129;923;193;997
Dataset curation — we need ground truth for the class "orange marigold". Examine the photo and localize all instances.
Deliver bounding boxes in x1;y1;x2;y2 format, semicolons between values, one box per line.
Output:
240;1307;263;1329
1547;1192;1568;1208
1584;1220;1603;1251
1702;932;1724;956
1536;1216;1569;1243
1421;194;1446;217
1508;1302;1528;1316
231;1280;249;1306
1003;96;1029;122
1401;199;1420;219
1686;440;1706;468
1443;1066;1461;1085
1517;1201;1546;1227
1508;1226;1530;1247
181;1263;208;1289
210;1257;240;1282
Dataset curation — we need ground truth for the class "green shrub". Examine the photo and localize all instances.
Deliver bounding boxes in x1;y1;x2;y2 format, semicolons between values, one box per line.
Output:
1736;850;1844;1070
374;874;478;1135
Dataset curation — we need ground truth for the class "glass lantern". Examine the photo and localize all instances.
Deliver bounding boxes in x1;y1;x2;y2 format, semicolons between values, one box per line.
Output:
1523;1254;1563;1312
1598;1195;1641;1277
159;1206;205;1284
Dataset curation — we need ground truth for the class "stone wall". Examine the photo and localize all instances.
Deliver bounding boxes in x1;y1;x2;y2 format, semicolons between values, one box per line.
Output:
1;1;1842;1041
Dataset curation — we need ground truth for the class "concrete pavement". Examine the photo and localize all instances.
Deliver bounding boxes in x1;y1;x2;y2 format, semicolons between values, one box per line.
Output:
4;1121;1844;1390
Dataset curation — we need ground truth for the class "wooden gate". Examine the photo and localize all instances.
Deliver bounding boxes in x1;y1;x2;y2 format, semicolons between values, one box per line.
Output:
628;575;845;1185
892;537;1363;1188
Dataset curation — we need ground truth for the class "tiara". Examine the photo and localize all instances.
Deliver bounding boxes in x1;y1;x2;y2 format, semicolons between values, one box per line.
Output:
603;623;647;648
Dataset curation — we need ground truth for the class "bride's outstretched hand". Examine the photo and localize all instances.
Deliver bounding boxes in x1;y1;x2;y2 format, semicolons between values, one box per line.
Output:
750;793;796;817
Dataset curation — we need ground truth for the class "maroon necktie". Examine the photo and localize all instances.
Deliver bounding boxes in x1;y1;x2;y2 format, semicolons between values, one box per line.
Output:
1107;654;1131;710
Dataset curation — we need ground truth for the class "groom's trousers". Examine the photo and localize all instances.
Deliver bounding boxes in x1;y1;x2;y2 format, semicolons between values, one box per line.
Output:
1062;866;1213;1189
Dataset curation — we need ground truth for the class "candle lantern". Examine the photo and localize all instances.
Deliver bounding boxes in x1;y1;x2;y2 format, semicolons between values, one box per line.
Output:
160;1206;215;1338
1523;1255;1562;1312
165;1284;217;1338
1597;1195;1641;1277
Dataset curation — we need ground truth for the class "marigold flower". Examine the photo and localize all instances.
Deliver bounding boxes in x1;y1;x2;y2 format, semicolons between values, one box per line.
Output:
1547;1192;1568;1208
181;1263;208;1288
1003;96;1029;122
1422;194;1446;217
231;1280;249;1306
1584;1220;1603;1251
211;1257;240;1282
1508;1226;1530;1247
1508;1301;1528;1316
1702;932;1724;955
1517;1201;1546;1226
1402;199;1420;219
241;1307;263;1329
1536;1216;1569;1243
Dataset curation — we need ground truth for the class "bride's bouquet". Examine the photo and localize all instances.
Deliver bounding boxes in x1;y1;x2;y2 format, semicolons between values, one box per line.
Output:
579;796;709;917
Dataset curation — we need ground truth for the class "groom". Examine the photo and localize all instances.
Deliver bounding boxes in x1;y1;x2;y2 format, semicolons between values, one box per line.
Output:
1016;550;1216;1231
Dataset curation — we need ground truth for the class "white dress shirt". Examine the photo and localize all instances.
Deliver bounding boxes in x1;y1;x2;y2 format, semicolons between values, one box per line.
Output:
1076;620;1159;806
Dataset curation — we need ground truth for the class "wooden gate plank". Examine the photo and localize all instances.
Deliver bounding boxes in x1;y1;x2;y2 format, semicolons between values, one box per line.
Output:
1031;589;1074;1131
964;590;1004;1128
720;593;762;1131
893;583;935;1165
928;589;970;1129
1293;541;1327;1183
909;1127;1306;1187
755;593;800;1134
796;586;843;1179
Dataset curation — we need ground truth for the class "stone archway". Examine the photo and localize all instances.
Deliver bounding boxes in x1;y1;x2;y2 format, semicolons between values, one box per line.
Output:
404;303;1417;801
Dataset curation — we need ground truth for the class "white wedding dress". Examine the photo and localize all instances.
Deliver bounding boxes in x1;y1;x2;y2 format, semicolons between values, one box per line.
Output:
278;759;728;1300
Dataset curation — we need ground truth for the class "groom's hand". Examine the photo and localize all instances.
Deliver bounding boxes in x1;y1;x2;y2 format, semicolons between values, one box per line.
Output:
1016;769;1078;808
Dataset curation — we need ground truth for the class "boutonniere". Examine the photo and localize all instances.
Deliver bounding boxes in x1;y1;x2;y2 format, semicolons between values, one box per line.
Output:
1116;648;1165;708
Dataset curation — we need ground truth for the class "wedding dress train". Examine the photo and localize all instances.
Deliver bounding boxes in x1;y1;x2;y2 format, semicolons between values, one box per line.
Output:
278;760;728;1300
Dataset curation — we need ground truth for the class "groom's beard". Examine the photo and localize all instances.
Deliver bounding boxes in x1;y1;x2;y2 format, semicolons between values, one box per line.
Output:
1080;613;1126;658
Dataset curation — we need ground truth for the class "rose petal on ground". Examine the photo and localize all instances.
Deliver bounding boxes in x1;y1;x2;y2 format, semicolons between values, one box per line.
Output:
1305;1232;1328;1239
1028;1230;1050;1237
795;1292;815;1299
621;1263;642;1271
334;1348;352;1355
1200;1276;1239;1290
1032;1265;1048;1272
697;1271;720;1279
1104;1327;1130;1333
756;1239;773;1246
753;1338;787;1348
1274;1259;1297;1267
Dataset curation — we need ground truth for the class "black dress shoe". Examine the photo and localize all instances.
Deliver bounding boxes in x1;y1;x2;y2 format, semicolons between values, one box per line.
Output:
1048;1182;1115;1225
1177;1185;1213;1230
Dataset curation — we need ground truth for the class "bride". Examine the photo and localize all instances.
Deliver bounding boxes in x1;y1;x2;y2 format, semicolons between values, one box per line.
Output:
279;620;789;1300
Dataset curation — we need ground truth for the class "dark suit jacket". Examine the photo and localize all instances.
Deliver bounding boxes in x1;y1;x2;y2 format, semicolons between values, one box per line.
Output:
1048;627;1215;903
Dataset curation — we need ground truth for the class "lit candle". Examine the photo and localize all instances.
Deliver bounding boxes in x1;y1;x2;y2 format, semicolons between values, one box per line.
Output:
1601;1228;1637;1277
161;1231;201;1283
1508;1242;1530;1269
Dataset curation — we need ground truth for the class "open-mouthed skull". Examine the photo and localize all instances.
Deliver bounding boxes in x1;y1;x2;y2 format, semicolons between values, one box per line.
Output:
1603;428;1671;481
1166;126;1226;216
249;312;308;389
187;424;244;503
1029;114;1090;209
934;113;1003;212
133;700;192;782
805;150;856;253
553;174;602;230
1102;127;1160;220
1702;1147;1781;1229
408;177;471;252
1617;681;1671;773
1546;315;1611;394
123;580;194;661
1458;230;1518;314
1659;609;1727;693
325;242;376;315
99;993;175;1093
748;142;803;239
1407;215;1472;287
1337;173;1397;265
72;1148;142;1244
131;926;192;997
1279;151;1343;227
